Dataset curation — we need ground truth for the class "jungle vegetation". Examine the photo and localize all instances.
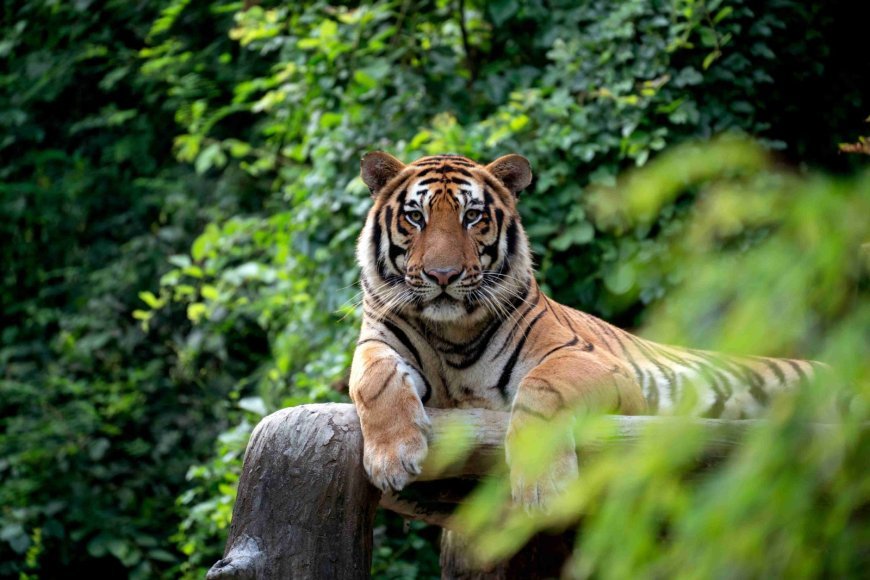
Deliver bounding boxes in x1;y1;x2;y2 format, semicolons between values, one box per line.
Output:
1;0;866;577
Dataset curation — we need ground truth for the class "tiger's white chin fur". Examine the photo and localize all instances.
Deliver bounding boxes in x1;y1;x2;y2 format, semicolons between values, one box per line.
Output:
419;299;468;323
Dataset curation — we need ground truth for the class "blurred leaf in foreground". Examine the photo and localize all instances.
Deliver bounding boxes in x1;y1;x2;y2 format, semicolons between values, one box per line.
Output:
455;138;869;579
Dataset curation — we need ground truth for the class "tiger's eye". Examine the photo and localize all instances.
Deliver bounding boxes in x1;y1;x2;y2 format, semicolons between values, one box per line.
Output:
407;210;424;224
465;209;482;223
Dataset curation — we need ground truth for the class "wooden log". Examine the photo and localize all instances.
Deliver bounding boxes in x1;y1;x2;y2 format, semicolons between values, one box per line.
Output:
206;404;381;580
440;528;575;580
416;408;752;481
208;403;759;578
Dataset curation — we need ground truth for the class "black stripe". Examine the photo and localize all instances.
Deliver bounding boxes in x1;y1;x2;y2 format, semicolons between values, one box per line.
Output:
685;353;732;418
753;357;787;386
385;171;419;200
538;336;580;364
361;279;387;308
436;157;476;166
512;403;553;421
481;173;510;197
657;347;729;397
491;287;541;360
556;306;593;351
382;318;423;369
411;159;475;168
394;208;411;236
419;373;432;404
479;208;505;264
383;206;405;275
689;349;751;399
625;334;679;402
371;210;383;273
581;314;618;356
556;303;579;332
724;358;769;404
414;169;440;179
505;219;518;258
492;309;546;400
357;337;394;348
365;368;397;405
437;314;502;356
443;316;507;369
585;316;646;386
681;351;732;409
702;395;726;418
785;359;809;383
524;378;565;408
370;318;432;403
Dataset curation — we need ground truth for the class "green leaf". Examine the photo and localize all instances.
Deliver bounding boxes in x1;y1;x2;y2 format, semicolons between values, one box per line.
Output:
713;6;733;23
195;143;227;174
201;284;219;301
138;291;164;309
550;222;595;251
187;303;207;323
702;50;721;70
604;263;636;294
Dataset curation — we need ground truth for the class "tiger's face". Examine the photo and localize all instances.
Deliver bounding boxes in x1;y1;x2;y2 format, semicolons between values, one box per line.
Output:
358;152;533;324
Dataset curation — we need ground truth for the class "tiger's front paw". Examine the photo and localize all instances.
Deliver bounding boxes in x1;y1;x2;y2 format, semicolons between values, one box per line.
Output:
362;417;430;493
508;446;579;512
506;415;579;512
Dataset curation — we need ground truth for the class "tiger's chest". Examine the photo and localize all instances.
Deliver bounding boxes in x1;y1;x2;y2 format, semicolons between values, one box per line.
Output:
417;334;535;411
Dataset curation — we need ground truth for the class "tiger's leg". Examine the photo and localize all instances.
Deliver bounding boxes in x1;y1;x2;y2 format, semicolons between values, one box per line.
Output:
349;341;431;492
506;353;646;510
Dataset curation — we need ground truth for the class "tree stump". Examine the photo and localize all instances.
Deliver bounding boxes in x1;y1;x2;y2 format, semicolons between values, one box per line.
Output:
206;404;380;580
440;528;575;579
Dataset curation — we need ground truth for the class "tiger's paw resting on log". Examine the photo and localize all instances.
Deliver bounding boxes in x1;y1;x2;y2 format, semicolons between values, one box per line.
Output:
349;150;816;506
350;341;431;492
506;423;579;512
506;358;647;511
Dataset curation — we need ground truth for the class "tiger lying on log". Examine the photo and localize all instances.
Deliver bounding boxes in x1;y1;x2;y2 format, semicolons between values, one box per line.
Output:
350;151;817;509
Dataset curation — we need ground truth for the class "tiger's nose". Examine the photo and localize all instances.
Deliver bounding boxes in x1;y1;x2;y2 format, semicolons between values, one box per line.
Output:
424;267;462;287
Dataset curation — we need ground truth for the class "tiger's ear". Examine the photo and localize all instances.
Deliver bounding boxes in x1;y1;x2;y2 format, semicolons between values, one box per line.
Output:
360;151;406;196
485;154;532;196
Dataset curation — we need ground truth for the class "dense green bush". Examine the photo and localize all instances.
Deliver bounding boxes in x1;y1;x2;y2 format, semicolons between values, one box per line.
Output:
1;0;865;577
0;1;253;577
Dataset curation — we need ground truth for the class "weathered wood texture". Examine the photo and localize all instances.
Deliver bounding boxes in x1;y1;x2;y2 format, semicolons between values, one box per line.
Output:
207;404;381;580
440;529;575;580
209;403;756;579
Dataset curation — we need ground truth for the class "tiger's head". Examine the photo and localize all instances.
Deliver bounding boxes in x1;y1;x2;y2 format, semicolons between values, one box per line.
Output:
358;152;534;325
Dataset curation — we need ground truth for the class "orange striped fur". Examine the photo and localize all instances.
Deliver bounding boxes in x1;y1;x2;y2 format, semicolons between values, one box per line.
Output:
350;152;816;506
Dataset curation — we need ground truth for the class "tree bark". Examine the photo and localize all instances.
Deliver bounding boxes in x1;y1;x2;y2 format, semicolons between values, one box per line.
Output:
440;528;575;580
207;404;381;580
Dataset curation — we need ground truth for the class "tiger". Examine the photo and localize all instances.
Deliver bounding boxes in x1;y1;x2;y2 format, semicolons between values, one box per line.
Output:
349;151;817;508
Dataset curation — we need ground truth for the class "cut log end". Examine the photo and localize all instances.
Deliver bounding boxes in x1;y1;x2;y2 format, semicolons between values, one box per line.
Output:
207;535;264;580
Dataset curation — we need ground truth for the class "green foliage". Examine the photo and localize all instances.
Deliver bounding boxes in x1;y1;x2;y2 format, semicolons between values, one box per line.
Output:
455;139;869;577
1;1;252;577
1;0;865;577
